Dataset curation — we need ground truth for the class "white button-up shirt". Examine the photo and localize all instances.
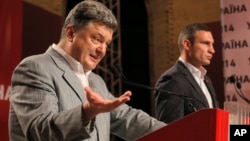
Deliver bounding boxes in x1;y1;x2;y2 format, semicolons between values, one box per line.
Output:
52;43;90;88
179;57;213;108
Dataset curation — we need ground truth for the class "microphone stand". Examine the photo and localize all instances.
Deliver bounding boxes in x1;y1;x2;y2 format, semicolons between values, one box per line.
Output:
234;81;250;104
111;65;207;112
230;75;250;104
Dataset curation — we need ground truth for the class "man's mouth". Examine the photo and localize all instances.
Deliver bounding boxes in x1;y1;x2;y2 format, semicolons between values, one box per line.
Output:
90;54;99;62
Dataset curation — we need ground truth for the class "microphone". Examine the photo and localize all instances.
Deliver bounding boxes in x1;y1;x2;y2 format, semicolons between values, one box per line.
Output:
110;64;208;112
229;75;250;104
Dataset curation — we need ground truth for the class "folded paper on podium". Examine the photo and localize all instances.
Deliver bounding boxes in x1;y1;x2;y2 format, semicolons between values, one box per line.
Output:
136;108;229;141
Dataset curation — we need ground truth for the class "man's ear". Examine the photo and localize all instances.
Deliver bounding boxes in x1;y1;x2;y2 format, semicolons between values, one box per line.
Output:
65;25;75;42
183;39;191;51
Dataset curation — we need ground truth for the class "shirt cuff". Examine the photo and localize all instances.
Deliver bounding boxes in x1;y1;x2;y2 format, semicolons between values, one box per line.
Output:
84;118;95;133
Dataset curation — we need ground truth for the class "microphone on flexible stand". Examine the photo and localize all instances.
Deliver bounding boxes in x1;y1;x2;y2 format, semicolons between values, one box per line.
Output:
110;64;207;112
229;75;250;104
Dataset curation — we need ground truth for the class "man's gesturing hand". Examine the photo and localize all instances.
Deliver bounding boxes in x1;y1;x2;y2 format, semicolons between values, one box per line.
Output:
82;87;132;121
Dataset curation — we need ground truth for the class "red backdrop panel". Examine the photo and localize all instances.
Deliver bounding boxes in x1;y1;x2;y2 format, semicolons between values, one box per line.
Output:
0;0;22;140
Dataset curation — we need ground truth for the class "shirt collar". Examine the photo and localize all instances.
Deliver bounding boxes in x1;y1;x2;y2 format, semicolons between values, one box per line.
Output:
179;57;207;79
52;43;91;77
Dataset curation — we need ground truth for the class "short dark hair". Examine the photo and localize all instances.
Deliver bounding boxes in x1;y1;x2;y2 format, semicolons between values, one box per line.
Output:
61;0;117;37
178;23;211;50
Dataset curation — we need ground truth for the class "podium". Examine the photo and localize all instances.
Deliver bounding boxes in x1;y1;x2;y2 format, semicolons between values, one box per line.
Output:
136;108;229;141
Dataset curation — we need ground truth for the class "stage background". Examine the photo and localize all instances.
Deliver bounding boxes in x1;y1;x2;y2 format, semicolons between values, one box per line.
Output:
221;0;250;105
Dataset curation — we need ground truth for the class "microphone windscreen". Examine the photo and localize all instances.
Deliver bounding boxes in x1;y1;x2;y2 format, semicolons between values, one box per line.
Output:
236;82;242;89
229;75;236;83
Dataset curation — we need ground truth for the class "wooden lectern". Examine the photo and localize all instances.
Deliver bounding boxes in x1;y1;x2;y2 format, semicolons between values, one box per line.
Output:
136;108;229;141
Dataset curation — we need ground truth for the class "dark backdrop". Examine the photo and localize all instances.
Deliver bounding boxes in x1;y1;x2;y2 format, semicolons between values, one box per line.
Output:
119;0;151;113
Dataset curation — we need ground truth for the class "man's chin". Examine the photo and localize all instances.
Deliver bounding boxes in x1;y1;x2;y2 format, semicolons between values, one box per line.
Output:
83;64;96;72
203;62;211;66
89;64;97;70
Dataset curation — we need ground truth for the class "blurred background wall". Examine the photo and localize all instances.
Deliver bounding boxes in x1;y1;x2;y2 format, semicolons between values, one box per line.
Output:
0;0;223;140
